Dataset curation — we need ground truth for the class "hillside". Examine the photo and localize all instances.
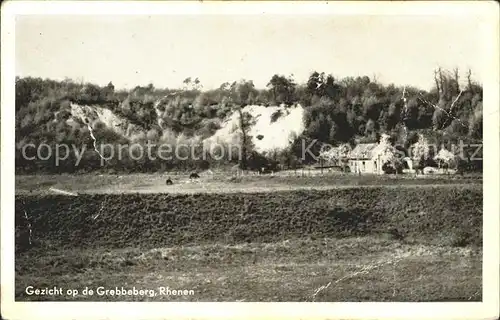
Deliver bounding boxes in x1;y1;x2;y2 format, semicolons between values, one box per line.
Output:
15;70;483;173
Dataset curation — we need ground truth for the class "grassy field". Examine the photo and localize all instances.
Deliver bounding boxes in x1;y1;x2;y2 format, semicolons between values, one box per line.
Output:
16;237;481;302
14;174;482;302
15;172;482;195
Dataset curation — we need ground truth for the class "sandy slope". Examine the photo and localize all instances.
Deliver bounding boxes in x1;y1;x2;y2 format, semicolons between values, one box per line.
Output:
206;104;305;154
67;103;306;153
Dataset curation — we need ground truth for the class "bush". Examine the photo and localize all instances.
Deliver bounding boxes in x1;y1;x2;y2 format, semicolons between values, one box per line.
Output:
270;110;283;123
382;163;396;174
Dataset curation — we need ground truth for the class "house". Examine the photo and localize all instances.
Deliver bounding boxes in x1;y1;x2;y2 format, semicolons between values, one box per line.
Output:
348;134;401;174
317;134;401;174
348;143;384;174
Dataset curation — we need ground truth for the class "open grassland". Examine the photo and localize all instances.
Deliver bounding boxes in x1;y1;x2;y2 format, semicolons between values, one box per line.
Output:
16;237;481;302
15;172;482;195
15;184;482;301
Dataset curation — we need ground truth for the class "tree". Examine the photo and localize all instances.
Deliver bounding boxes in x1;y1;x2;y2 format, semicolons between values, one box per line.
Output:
323;74;339;99
432;108;446;130
106;81;115;92
221;80;258;169
372;133;403;174
409;134;430;162
329;122;338;143
182;77;203;91
80;83;103;103
468;104;482;139
319;142;351;168
364;119;376;137
230;79;257;106
267;74;296;106
402;97;420;129
193;77;202;91
182;77;192;89
386;102;402;131
306;71;325;97
236;108;254;169
434;148;457;169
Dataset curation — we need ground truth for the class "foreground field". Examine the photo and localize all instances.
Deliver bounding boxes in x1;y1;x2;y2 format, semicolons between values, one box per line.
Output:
15;183;482;301
16;237;481;302
15;186;482;249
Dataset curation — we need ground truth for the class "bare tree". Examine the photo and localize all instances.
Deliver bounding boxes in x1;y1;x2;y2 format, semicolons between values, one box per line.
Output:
453;68;460;88
434;69;441;96
438;67;446;99
467;69;473;91
220;80;257;170
236;108;252;169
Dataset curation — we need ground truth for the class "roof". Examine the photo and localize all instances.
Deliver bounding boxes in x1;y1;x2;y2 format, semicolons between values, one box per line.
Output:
349;143;378;159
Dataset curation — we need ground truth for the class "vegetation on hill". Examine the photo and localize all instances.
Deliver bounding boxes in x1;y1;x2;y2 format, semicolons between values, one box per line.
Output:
15;68;483;173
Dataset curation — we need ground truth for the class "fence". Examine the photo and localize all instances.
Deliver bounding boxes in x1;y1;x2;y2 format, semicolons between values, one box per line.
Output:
161;167;482;180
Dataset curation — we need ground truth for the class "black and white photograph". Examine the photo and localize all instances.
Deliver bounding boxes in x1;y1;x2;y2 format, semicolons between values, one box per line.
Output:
1;1;499;319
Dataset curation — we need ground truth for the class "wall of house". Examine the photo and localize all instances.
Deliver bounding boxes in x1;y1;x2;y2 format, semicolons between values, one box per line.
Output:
348;159;382;174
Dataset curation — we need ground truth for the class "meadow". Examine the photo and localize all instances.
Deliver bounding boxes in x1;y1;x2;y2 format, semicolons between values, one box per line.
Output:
14;174;482;302
15;171;482;195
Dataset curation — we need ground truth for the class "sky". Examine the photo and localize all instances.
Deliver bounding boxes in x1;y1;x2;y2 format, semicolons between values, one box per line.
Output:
16;14;486;91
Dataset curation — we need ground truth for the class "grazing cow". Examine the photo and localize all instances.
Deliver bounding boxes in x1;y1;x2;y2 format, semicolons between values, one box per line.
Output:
189;172;200;179
166;177;173;185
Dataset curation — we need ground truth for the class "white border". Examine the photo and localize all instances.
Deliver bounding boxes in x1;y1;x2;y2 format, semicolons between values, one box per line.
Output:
1;1;499;319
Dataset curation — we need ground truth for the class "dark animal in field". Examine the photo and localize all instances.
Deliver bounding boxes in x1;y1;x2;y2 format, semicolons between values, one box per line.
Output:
388;228;405;240
166;178;173;185
189;172;200;179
